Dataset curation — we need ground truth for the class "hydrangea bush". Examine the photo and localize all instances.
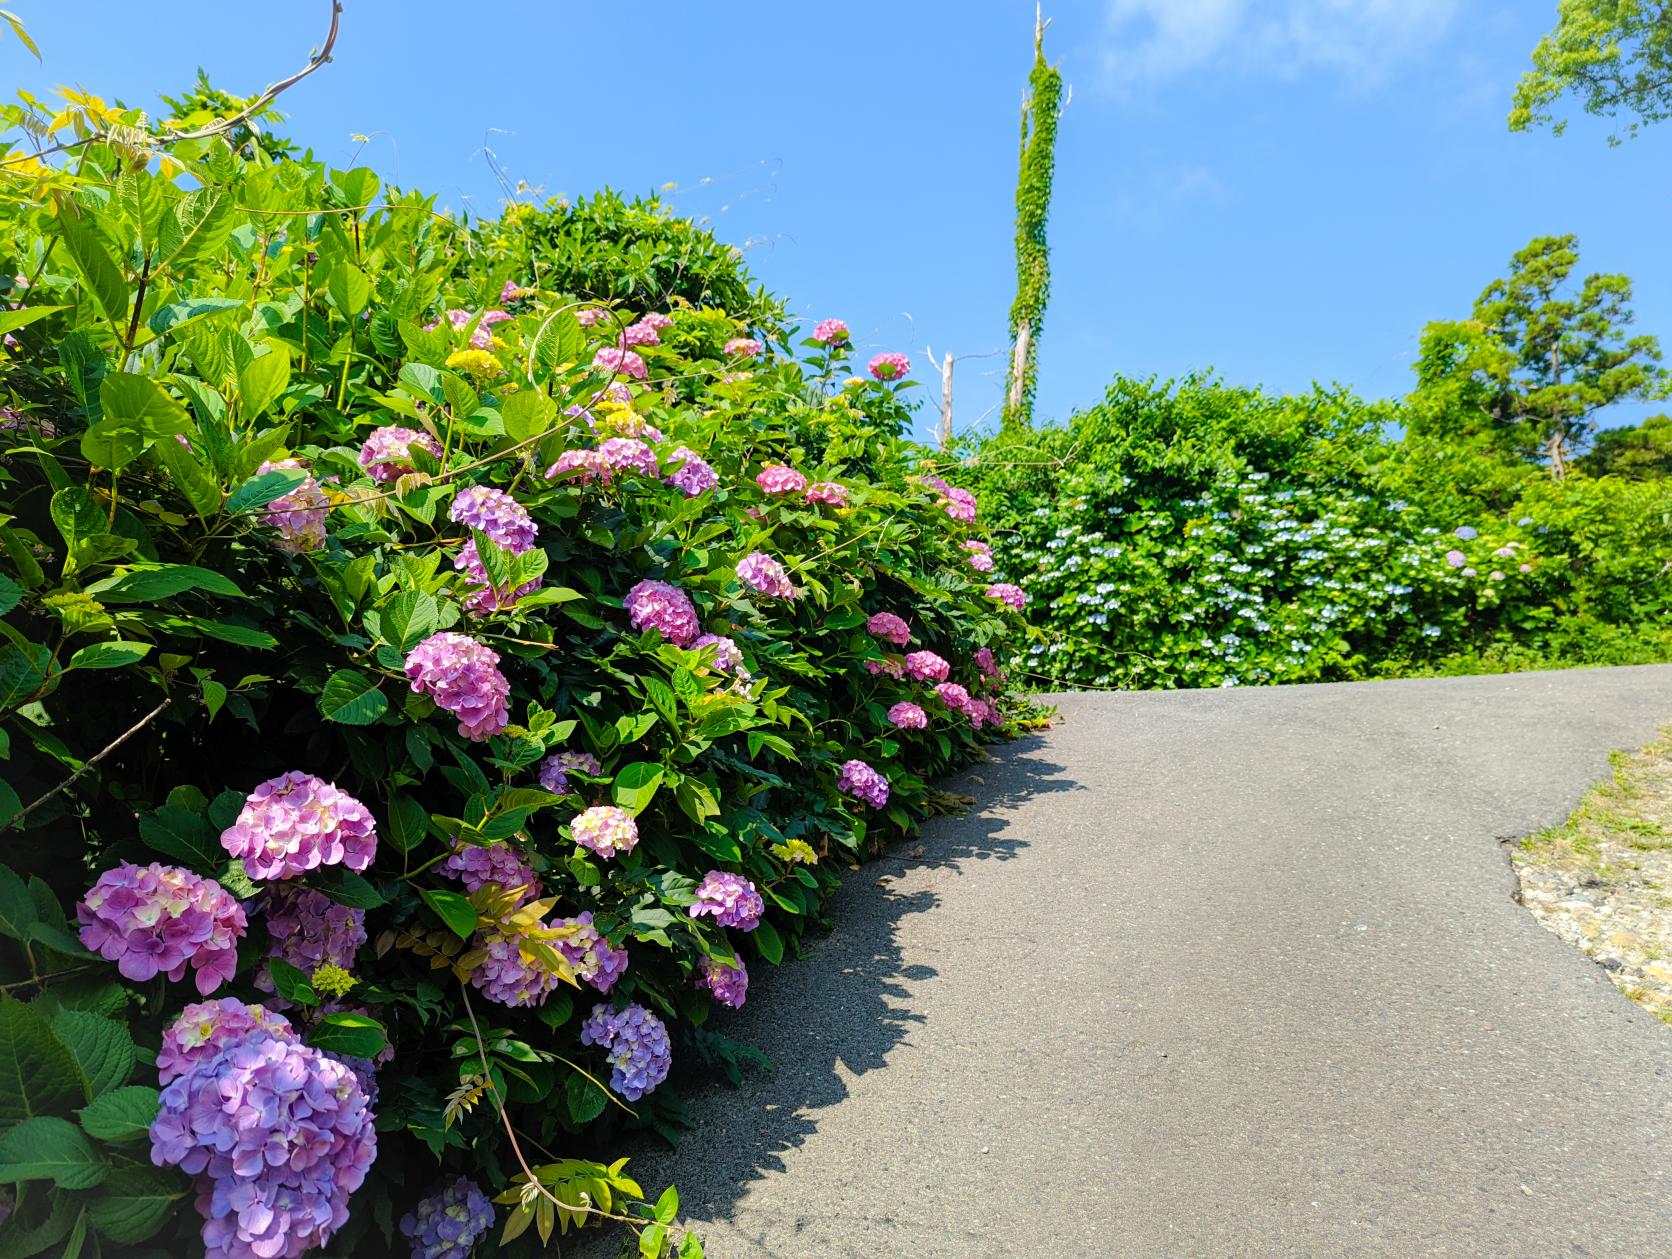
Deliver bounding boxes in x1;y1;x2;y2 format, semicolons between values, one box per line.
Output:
0;100;1021;1257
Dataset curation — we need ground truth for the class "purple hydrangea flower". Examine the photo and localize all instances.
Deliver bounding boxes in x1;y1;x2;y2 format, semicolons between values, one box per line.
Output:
157;999;299;1084
888;701;928;729
470;927;563;1008
400;1177;495;1259
538;750;602;795
358;425;443;484
151;1028;376;1259
221;772;378;880
664;446;719;497
580;1002;672;1100
258;885;367;993
756;464;806;495
257;459;329;553
1454;525;1478;541
442;842;540;904
626;578;700;645
805;481;848;507
546;448;614;484
689;871;765;931
404;631;511;741
697;956;749;1008
905;651;951;682
865;657;905;678
973;647;998;677
725;337;764;358
693;633;745;674
967;698;1001;730
838;759;890;809
737;551;796;599
449;486;541;613
867;612;911;646
986;582;1027;610
868;352;910;381
598;436;659;477
571;805;639;858
812;318;849;345
1445;549;1467;567
593;347;647;379
77;862;246;994
556;911;630;993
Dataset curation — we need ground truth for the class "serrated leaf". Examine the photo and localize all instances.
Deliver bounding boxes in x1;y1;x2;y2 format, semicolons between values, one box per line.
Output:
48;488;105;557
53;201;129;330
84;564;243;603
0;866;38;940
386;792;429;853
137;804;222;869
419;888;477;939
84;1164;185;1243
310;866;386;908
0;305;64;338
227;466;308;514
238;345;291;420
531;310;585;381
612;762;664;815
0;573;19;616
51;1008;135;1098
147;296;244;336
64;641;150;671
306;1011;386;1059
155;189;232;271
564;1068;608;1124
0;1116;105;1189
265;958;318;1007
318;669;388;725
75;1084;159;1142
377;590;438;652
326;264;371;319
0;998;81;1128
154;433;222;519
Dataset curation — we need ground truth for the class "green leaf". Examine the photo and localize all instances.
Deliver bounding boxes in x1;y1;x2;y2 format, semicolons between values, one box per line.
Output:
0;573;19;616
500;388;554;442
655;1184;679;1224
326;264;372;319
179;617;275;648
51;1009;135;1098
227;465;308;514
49;488;105;556
75;1084;159;1142
154;432;222;519
612;762;665;815
377;590;438;652
643;677;679;727
310;866;386;908
386;792;430;853
419;888;477;939
564;1068;608;1124
0;1116;106;1189
0;1183;79;1258
84;1165;185;1243
84;564;243;603
640;1223;668;1258
531;311;585;381
305;1011;386;1059
137;804;222;869
753;920;784;965
318;669;388;725
238;346;292;420
0;866;39;940
54;203;130;330
155;189;233;271
147;296;244;336
265;959;318;1007
0;643;51;711
0;305;64;338
85;374;190;471
0;997;80;1127
64;641;150;671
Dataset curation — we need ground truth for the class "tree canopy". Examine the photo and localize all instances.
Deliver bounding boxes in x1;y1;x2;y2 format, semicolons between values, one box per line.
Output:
1511;0;1672;140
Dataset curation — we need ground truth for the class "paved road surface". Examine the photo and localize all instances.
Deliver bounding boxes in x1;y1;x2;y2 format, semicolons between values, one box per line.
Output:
588;667;1672;1258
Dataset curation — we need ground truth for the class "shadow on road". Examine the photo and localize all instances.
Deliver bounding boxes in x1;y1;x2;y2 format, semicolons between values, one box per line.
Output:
576;732;1077;1252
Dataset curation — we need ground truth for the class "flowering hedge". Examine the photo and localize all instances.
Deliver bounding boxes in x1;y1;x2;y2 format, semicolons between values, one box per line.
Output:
0;124;1020;1257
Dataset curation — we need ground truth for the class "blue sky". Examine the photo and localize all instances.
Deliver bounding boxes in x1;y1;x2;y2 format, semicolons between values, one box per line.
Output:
9;0;1670;443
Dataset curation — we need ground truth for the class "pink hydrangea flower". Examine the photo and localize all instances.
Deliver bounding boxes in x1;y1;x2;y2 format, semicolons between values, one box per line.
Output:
598;436;659;476
867;612;911;646
257;459;328;553
865;657;906;678
697;956;748;1008
805;481;848;507
813;318;849;345
556;911;629;992
641;312;674;330
443;842;541;904
358;425;442;484
221;772;378;879
905;650;951;681
572;805;639;858
498;279;527;304
546;448;614;484
935;682;971;710
539;750;602;795
986;582;1027;610
77;863;246;994
450;485;541;613
404;631;511;741
725;337;763;358
967;698;1001;730
756;464;807;495
429;308;508;350
593;347;647;379
737;551;796;599
941;487;978;522
868;352;910;381
619;320;661;348
257;885;367;994
157;999;298;1083
575;307;605;328
964;540;994;572
973;647;998;677
665;446;719;497
838;759;890;809
626;578;699;645
693;633;745;674
688;871;765;931
889;701;928;729
471;928;563;1008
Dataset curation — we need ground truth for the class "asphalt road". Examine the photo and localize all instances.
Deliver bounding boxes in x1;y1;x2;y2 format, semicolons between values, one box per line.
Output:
587;667;1672;1259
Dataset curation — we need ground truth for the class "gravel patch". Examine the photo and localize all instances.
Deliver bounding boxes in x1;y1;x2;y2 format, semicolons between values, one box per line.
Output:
1511;730;1672;1025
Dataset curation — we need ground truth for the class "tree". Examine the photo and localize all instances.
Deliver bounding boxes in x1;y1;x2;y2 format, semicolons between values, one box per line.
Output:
1578;413;1672;478
1001;7;1063;432
1409;235;1667;477
1510;0;1672;141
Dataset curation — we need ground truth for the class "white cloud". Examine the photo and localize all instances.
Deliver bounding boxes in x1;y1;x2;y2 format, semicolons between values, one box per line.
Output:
1102;0;1462;89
